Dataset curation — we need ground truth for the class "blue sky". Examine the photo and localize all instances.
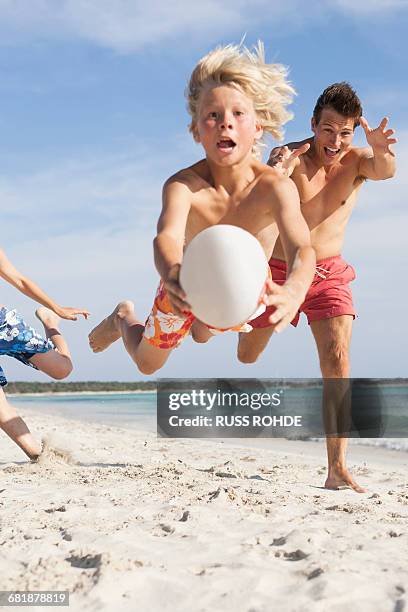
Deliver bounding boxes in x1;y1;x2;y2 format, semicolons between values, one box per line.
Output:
1;0;407;382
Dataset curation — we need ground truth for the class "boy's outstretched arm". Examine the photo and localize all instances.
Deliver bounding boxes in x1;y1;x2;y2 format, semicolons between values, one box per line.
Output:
0;249;89;320
263;176;316;333
153;178;192;316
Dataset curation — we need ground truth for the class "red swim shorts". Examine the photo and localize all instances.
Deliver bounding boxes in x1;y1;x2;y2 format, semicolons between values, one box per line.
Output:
251;255;357;329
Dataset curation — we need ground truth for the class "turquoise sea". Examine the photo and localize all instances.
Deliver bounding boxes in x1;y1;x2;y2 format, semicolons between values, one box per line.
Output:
10;387;408;452
11;392;156;433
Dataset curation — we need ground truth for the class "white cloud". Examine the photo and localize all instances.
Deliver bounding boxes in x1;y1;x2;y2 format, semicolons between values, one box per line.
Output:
333;0;407;13
0;0;405;53
0;134;201;245
0;0;250;52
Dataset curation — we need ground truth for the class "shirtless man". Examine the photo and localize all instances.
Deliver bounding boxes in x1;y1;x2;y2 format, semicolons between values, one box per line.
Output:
241;82;396;492
89;43;315;374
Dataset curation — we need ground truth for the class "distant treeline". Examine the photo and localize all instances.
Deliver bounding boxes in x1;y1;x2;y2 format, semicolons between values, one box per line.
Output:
6;381;157;394
5;378;407;395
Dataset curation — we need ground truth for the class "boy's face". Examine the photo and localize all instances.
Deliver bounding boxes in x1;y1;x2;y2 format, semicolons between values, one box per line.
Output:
311;107;355;166
194;84;263;165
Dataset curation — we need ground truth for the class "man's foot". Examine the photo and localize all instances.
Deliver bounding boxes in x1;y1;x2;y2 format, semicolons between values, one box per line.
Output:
325;467;366;493
35;307;61;331
88;301;134;353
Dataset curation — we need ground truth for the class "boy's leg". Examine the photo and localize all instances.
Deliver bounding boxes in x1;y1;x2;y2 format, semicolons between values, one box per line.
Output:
237;326;275;364
89;301;174;375
0;388;41;460
28;308;73;379
191;320;213;343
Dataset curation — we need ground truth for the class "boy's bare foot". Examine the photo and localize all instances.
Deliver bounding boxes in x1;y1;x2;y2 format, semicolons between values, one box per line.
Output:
17;437;42;461
35;307;61;331
29;441;43;462
88;301;134;353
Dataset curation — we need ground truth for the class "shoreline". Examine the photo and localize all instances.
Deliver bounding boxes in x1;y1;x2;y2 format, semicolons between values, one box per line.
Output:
8;401;408;457
12;404;408;465
7;389;156;397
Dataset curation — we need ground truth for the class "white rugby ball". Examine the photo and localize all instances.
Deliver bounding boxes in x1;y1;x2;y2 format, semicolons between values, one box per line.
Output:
180;225;268;328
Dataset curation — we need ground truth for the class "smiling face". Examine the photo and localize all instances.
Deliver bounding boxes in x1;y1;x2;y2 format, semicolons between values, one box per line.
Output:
193;83;263;166
311;107;355;166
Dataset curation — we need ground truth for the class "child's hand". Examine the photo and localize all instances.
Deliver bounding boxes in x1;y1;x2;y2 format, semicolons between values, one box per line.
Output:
55;306;90;321
262;279;304;333
164;265;191;317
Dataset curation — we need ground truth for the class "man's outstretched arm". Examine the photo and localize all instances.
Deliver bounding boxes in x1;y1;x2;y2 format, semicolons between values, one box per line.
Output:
267;141;310;177
358;116;397;180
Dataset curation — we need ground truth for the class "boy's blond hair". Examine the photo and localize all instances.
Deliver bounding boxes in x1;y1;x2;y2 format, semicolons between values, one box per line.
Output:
186;41;295;157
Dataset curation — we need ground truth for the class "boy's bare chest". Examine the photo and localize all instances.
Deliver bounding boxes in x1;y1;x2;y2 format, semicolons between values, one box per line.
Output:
189;189;273;235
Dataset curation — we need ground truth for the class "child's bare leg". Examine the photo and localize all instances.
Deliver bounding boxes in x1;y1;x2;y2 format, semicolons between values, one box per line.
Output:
0;389;41;460
237;326;275;363
89;301;173;374
191;320;213;344
28;308;73;379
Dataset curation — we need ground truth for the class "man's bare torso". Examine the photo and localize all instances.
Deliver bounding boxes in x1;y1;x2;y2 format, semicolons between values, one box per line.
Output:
176;159;281;258
273;137;366;260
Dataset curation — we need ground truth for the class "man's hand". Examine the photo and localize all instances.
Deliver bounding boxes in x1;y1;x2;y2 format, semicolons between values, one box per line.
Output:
164;264;191;317
262;279;304;333
360;116;397;155
267;143;310;176
55;306;90;321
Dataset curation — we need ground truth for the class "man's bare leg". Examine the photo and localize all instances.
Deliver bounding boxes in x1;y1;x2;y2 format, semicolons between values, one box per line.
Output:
0;388;41;460
28;307;73;379
311;316;365;493
89;301;173;375
237;326;275;364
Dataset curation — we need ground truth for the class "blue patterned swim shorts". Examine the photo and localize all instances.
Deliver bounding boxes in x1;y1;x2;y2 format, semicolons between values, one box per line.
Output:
0;307;55;387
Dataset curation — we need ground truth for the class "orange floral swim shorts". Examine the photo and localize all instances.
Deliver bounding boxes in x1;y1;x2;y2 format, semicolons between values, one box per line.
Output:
143;282;265;350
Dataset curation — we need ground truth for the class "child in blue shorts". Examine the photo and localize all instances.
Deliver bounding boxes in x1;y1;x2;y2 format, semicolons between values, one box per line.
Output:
0;247;89;460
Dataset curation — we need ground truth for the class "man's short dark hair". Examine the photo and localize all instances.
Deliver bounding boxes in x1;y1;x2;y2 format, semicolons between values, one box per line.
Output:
313;82;362;128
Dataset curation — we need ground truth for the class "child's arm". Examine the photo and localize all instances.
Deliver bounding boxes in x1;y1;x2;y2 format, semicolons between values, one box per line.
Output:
263;176;316;333
0;249;89;320
153;178;192;316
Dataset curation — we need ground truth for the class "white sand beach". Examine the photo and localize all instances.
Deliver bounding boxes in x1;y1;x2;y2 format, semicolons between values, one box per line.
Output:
1;407;408;612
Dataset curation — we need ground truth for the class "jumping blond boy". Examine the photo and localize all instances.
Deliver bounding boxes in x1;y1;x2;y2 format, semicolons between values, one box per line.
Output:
89;43;316;372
